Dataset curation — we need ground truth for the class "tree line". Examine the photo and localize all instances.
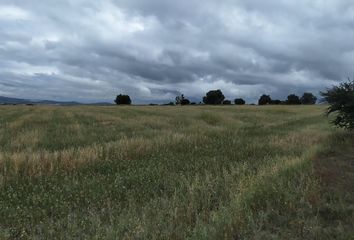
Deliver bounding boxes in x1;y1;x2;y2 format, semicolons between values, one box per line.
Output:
115;90;317;106
115;78;354;130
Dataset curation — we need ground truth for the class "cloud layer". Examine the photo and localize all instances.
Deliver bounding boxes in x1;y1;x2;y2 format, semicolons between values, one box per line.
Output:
1;0;353;103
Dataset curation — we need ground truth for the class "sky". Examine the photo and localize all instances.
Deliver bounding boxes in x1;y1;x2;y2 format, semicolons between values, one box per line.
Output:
1;0;354;104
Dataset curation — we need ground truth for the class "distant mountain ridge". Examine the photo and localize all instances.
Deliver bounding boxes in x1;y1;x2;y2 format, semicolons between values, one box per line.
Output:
0;96;113;106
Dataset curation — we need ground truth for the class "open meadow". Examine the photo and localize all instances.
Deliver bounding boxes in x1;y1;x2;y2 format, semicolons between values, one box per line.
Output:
0;105;353;239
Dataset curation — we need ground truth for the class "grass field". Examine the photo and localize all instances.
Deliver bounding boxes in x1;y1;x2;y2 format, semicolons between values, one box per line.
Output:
0;105;353;239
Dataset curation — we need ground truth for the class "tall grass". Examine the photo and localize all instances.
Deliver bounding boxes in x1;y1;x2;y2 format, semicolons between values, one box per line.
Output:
0;105;343;239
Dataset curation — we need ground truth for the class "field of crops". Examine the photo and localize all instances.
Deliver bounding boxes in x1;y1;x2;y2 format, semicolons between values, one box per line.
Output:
0;105;353;239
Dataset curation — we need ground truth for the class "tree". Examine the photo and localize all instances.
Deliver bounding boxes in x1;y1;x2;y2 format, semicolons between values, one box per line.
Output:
176;94;190;105
286;94;301;105
115;94;131;105
234;98;246;105
258;95;271;105
321;78;354;130
175;95;182;105
223;100;231;105
203;90;225;104
270;99;282;105
181;98;190;105
300;92;317;104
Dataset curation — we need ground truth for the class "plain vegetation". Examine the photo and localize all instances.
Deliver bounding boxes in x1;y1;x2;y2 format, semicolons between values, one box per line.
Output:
0;105;353;239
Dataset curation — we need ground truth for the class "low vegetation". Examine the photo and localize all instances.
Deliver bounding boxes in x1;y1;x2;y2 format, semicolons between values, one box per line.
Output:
0;105;353;239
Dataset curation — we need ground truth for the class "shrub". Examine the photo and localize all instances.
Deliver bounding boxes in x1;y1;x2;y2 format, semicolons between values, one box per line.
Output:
160;102;174;106
222;100;231;105
321;79;354;130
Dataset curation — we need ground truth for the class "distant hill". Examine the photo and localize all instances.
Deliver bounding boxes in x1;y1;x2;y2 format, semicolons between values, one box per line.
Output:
0;96;113;106
0;96;33;104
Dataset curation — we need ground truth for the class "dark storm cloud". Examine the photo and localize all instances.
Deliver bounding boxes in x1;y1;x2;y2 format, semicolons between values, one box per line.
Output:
1;0;353;103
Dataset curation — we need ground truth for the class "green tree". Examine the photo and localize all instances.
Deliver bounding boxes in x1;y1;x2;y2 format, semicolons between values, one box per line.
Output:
175;94;182;105
203;90;225;105
300;92;317;104
181;98;190;105
270;99;282;105
258;95;271;105
115;94;131;105
234;98;246;105
286;94;301;105
176;94;190;105
321;79;354;130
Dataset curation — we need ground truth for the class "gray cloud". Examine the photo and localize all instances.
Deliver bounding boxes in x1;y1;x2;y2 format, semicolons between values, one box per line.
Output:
0;0;353;103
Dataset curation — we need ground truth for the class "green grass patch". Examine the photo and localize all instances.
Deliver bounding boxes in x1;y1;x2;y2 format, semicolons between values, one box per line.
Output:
0;105;352;239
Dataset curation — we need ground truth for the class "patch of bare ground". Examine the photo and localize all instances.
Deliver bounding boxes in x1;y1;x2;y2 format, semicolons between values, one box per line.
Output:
316;151;354;193
314;132;354;238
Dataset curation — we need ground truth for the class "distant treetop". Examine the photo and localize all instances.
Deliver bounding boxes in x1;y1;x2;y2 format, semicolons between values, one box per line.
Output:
203;90;225;105
300;92;317;104
176;94;190;105
115;94;131;105
286;94;301;105
258;95;272;105
234;98;246;105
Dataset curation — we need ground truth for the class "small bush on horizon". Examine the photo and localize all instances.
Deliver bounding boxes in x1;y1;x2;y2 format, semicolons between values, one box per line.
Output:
222;100;231;105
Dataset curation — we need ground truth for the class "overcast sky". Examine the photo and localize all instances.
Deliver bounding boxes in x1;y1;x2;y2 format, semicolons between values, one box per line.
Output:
1;0;353;103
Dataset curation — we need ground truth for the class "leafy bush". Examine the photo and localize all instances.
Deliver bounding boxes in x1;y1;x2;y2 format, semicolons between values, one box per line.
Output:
222;100;231;105
321;79;354;130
